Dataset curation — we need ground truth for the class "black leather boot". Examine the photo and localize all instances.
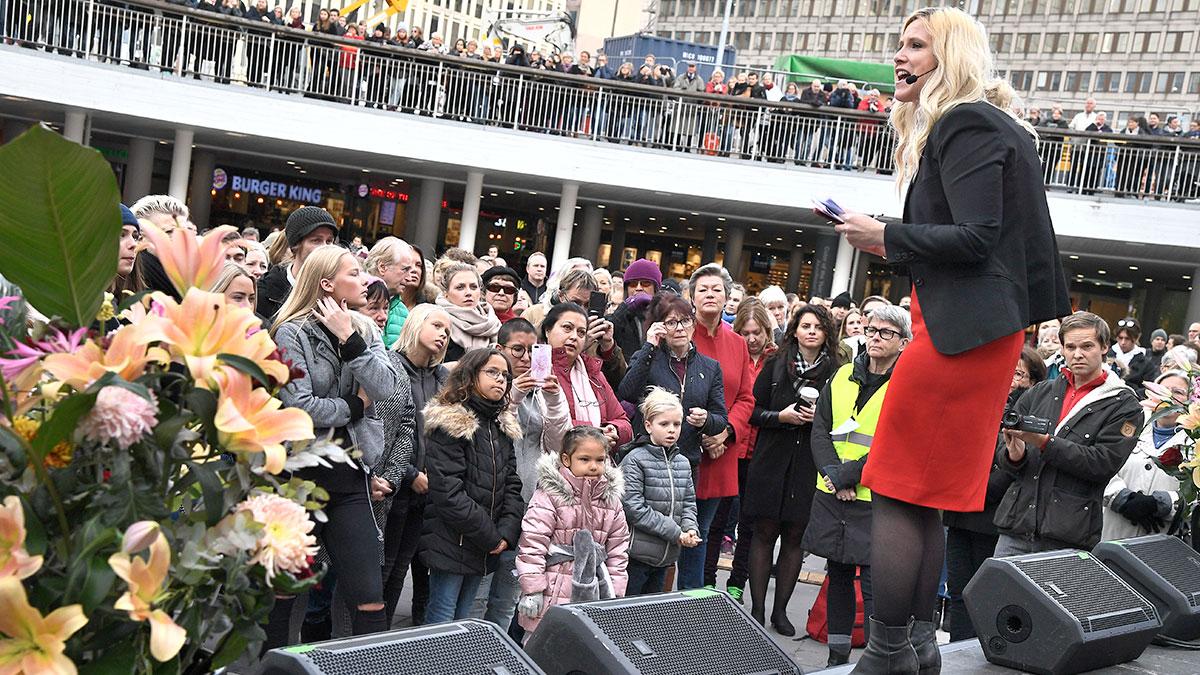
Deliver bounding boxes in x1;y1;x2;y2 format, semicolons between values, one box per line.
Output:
850;617;918;674
826;640;852;666
910;619;942;675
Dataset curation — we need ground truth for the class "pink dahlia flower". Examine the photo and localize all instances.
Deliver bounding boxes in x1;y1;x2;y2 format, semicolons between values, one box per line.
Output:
79;386;158;450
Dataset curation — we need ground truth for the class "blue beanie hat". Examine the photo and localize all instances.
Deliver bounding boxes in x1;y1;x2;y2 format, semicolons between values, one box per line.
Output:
120;203;139;229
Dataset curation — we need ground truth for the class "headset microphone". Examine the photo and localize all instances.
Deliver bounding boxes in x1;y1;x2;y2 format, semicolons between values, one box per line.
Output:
903;67;937;85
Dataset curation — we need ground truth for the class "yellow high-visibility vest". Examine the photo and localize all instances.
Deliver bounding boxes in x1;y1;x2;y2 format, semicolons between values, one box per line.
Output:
815;362;890;502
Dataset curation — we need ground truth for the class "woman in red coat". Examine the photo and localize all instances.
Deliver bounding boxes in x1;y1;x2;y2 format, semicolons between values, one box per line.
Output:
543;302;633;448
677;265;756;591
835;7;1071;672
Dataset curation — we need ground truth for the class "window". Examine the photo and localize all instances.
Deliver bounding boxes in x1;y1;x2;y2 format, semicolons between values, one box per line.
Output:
991;31;1013;52
820;32;837;51
762;0;778;13
695;31;713;43
1141;0;1165;10
840;32;853;51
1155;71;1184;93
1123;71;1152;92
1015;33;1040;53
777;0;795;13
1163;32;1190;52
995;0;1018;12
976;0;994;14
796;33;812;50
738;0;757;15
1036;70;1063;90
1010;70;1035;89
1044;32;1069;52
1132;31;1160;52
698;0;716;13
865;0;885;15
1101;31;1128;52
775;32;794;51
756;32;774;50
1188;73;1200;94
734;32;752;50
660;0;676;17
1051;0;1075;12
892;0;915;15
797;0;818;15
864;32;886;52
1072;32;1098;52
1079;0;1104;12
1063;71;1092;91
1109;0;1135;10
1023;0;1044;12
1094;71;1121;91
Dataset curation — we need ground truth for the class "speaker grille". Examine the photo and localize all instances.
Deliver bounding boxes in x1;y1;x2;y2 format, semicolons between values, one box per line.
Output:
1125;537;1200;608
578;593;798;675
1014;554;1157;633
303;622;537;675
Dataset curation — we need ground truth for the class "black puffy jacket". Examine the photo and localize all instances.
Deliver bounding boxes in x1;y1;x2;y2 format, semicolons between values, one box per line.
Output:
420;399;524;576
256;264;291;322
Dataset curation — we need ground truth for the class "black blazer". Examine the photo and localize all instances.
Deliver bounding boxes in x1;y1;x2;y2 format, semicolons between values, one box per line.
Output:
885;101;1071;355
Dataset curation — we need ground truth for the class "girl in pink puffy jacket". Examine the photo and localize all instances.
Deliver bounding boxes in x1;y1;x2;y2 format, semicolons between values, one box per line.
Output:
515;426;630;635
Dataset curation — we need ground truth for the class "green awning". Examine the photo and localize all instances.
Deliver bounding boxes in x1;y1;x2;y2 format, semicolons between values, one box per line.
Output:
773;55;896;94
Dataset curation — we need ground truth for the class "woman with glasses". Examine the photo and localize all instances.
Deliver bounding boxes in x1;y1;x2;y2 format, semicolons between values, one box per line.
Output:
437;262;501;364
543;303;633;451
1100;370;1189;543
742;304;841;635
617;293;729;469
804;306;911;666
420;348;525;623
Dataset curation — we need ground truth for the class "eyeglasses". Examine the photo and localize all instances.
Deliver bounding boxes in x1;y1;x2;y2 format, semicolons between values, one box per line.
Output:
864;326;901;340
663;318;694;331
1013;369;1030;380
481;368;510;382
1116;319;1138;328
501;344;529;358
487;283;517;296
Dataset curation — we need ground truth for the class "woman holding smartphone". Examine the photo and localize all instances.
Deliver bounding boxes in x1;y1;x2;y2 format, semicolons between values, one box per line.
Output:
833;7;1070;671
543;303;633;450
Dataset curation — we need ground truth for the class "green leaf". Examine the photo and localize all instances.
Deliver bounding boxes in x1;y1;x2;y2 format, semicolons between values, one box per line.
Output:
0;425;28;468
19;495;46;556
184;460;227;527
216;353;270;388
209;630;250;670
78;640;137;675
0;124;122;327
31;391;97;460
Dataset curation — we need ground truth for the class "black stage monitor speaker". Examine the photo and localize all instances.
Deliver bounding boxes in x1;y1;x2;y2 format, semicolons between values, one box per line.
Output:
1094;534;1200;641
964;549;1161;675
523;589;801;675
258;619;545;675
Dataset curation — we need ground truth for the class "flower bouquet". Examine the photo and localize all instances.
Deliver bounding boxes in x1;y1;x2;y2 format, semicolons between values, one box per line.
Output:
0;125;340;672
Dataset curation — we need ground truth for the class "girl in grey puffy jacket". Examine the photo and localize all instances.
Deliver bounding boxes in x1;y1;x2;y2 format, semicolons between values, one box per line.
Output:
618;388;700;595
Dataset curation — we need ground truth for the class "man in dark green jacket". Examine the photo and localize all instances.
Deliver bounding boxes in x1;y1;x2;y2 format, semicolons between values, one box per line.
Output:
993;312;1142;555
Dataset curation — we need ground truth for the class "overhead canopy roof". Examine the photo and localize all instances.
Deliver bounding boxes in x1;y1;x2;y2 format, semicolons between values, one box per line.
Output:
773;55;896;94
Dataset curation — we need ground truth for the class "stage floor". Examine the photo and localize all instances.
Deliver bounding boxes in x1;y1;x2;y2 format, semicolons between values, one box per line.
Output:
815;639;1200;674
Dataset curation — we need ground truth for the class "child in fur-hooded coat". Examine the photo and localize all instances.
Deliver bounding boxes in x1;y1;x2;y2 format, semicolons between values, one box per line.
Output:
515;430;630;633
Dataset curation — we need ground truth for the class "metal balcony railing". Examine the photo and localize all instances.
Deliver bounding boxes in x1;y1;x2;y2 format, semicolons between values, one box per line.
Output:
3;0;1199;203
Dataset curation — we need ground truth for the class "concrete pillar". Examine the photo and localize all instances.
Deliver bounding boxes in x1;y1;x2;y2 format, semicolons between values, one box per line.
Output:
609;220;627;269
701;227;718;264
458;170;484;254
63;110;87;144
787;247;805;295
724;224;745;278
411;178;445;256
1140;281;1166;346
550;182;579;272
830;234;855;296
576;204;603;261
122;138;156;204
1186;266;1200;327
810;231;839;299
2;118;31;144
187;150;216;230
167;128;194;201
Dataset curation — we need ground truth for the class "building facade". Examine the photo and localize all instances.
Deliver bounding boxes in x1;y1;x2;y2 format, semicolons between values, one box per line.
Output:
653;0;1200;121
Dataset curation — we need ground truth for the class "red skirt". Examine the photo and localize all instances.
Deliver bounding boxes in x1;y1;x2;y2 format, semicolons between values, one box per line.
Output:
861;290;1024;512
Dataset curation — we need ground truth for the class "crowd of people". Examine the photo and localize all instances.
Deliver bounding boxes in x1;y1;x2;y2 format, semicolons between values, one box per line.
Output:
6;0;1199;191
99;192;1200;668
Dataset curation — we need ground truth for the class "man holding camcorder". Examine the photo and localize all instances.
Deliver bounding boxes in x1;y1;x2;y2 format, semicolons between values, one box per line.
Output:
992;312;1143;556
